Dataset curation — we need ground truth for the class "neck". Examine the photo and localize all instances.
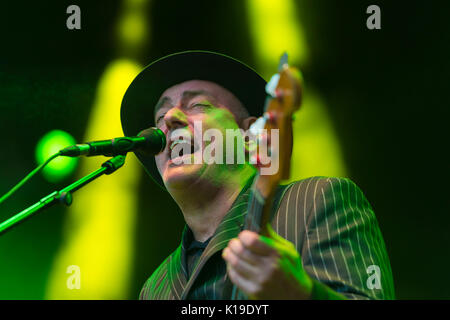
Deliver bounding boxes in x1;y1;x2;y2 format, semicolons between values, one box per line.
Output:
168;165;256;242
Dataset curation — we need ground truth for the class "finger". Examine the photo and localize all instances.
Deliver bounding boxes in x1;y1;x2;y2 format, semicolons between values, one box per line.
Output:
254;226;303;268
227;238;262;266
266;224;295;249
226;262;259;299
223;247;259;279
238;230;279;256
264;225;301;261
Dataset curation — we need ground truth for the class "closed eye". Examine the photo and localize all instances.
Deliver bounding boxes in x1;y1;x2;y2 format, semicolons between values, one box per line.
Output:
155;103;212;125
190;102;213;110
156;113;166;125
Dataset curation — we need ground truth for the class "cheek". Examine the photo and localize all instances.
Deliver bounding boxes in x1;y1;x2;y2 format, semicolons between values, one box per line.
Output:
201;108;240;131
154;154;165;172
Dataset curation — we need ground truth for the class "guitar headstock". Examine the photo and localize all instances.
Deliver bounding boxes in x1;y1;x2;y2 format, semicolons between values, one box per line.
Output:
249;53;303;198
267;52;303;117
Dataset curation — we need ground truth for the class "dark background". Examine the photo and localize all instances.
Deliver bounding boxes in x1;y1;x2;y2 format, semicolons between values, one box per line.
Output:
0;0;448;299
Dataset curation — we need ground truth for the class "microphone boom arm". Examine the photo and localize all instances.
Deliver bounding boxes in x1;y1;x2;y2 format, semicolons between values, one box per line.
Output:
0;155;126;236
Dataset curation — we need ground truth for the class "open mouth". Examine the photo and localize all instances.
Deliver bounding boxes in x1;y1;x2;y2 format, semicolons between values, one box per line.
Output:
168;138;200;164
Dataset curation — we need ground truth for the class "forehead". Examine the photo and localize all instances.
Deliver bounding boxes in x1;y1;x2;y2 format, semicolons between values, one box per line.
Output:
153;79;246;122
161;80;228;101
154;80;236;117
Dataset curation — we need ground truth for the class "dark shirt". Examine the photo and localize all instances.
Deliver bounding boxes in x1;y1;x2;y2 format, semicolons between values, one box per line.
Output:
185;234;212;280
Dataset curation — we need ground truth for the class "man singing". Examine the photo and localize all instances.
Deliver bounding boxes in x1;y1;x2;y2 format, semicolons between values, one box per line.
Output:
120;51;395;300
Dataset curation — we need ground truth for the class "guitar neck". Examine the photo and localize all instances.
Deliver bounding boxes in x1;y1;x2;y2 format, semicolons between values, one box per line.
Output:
244;175;278;236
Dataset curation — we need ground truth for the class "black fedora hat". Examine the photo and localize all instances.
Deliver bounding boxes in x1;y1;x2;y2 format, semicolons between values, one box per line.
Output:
120;50;267;188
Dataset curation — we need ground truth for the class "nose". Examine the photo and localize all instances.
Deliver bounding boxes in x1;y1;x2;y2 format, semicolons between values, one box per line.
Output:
164;107;188;131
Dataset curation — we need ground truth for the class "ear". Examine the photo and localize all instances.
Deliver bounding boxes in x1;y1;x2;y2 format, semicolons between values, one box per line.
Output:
240;116;258;131
241;116;258;158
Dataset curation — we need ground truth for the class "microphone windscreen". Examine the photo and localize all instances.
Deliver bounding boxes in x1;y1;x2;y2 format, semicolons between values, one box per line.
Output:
137;127;166;155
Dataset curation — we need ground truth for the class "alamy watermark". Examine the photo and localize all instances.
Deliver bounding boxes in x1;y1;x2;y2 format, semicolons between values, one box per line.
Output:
65;5;380;31
66;265;81;289
366;264;382;290
168;120;279;175
66;5;81;30
366;5;381;30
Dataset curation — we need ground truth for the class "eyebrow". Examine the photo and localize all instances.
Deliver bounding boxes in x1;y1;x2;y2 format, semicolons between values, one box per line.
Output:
181;90;213;101
154;97;172;119
153;90;215;119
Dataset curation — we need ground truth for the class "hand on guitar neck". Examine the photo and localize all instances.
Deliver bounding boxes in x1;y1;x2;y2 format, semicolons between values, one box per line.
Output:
223;225;314;299
222;54;346;300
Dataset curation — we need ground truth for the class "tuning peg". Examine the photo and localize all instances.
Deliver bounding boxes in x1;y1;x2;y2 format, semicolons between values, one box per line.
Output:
257;131;268;145
249;116;266;136
265;73;280;98
250;153;260;166
278;52;289;71
263;111;276;123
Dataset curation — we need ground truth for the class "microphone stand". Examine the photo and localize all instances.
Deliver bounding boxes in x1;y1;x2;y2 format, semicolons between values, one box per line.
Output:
0;155;126;236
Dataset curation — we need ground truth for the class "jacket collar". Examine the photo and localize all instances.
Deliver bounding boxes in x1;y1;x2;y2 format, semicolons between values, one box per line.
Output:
166;179;253;300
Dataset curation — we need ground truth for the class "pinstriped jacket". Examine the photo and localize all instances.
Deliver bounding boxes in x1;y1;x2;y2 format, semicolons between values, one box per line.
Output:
139;176;395;300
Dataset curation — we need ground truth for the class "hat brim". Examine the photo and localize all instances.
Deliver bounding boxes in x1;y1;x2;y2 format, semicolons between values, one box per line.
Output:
120;50;267;189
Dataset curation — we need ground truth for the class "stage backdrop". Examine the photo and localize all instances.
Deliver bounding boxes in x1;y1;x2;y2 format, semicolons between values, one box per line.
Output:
0;0;448;299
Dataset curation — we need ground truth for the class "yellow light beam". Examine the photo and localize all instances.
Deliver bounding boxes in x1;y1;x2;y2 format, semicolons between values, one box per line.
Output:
246;0;309;73
45;60;143;300
46;0;149;299
246;0;347;180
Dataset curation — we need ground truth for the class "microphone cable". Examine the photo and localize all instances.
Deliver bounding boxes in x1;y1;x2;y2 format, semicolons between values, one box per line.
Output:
0;152;61;206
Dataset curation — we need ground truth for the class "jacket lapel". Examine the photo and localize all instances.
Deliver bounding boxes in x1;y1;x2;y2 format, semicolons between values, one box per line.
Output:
180;188;251;299
166;227;189;299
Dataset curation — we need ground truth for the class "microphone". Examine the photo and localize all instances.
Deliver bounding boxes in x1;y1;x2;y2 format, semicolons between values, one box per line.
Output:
60;127;166;157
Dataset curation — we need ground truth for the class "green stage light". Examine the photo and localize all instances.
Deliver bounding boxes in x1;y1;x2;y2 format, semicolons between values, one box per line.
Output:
35;130;78;182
